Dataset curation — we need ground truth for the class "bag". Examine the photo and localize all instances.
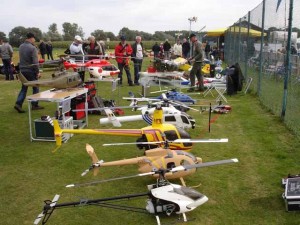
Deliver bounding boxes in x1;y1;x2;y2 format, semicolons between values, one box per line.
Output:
64;48;71;55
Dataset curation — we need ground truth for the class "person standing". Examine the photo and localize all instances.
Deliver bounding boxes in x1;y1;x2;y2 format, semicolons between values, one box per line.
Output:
182;38;190;59
46;41;54;60
0;38;14;80
187;33;204;92
131;36;145;85
173;39;182;58
83;35;103;60
114;35;133;86
152;42;160;58
14;33;44;113
163;39;171;60
39;40;47;60
204;41;211;59
70;35;85;81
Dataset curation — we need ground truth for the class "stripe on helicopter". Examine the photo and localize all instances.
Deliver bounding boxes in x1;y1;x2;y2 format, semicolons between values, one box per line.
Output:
142;114;153;125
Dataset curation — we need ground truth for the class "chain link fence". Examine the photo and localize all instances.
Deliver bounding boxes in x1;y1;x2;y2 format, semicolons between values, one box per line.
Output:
223;0;300;137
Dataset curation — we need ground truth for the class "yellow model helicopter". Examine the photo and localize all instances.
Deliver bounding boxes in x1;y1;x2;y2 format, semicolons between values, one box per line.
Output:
78;143;237;186
53;106;227;151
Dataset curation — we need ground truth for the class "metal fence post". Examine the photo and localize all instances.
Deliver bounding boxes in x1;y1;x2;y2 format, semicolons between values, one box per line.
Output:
258;0;266;96
281;0;294;119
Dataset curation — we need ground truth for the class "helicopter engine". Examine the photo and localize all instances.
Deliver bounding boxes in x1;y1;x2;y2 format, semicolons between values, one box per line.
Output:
146;199;177;216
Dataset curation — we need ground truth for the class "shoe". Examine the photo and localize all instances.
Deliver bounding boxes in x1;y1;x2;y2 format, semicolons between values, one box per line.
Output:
197;88;205;92
129;83;134;86
134;83;140;86
187;88;195;92
14;104;25;113
32;105;45;110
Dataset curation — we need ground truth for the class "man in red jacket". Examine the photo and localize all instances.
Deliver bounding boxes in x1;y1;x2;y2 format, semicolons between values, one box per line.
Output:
114;35;133;86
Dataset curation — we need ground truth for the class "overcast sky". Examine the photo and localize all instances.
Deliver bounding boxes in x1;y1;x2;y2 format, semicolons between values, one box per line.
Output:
1;0;265;37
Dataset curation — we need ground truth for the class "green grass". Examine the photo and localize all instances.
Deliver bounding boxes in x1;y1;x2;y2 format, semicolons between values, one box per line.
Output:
1;49;300;225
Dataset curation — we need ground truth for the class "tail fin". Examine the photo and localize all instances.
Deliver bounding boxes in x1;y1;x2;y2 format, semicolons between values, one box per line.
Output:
86;144;100;176
17;72;29;84
152;106;163;128
53;120;62;147
103;108;122;127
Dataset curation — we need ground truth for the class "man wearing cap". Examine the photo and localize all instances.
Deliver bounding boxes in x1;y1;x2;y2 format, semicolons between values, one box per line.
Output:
14;32;44;113
0;37;14;80
70;35;85;81
187;33;204;92
114;35;133;86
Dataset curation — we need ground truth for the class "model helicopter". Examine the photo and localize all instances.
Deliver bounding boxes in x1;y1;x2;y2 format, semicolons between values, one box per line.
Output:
17;71;82;89
52;106;225;151
34;158;238;225
81;143;233;182
99;105;196;129
64;58;120;79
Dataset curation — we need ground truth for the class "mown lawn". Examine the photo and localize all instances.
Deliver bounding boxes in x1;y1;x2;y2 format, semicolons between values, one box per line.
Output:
0;49;300;225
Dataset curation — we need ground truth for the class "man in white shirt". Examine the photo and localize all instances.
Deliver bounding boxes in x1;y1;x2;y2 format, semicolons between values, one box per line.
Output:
131;36;145;85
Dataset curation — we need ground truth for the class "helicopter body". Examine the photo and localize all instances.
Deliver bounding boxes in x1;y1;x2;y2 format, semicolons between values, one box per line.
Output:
18;71;82;89
85;144;201;179
53;107;193;150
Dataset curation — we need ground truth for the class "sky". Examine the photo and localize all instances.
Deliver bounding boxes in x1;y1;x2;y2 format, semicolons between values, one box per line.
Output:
1;0;265;38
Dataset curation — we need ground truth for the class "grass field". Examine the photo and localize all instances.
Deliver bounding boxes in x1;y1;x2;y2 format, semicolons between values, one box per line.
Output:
1;49;300;225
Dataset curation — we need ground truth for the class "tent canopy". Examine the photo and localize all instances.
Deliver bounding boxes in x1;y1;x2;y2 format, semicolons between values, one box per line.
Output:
206;27;266;37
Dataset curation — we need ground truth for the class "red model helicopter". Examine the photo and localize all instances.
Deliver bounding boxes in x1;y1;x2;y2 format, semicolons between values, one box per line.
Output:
63;58;120;79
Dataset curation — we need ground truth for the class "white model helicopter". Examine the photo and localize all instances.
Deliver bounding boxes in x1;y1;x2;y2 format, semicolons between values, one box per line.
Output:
34;158;238;225
100;104;196;129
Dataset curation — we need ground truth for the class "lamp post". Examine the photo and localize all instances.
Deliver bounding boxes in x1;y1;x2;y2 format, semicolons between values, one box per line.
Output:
188;17;197;35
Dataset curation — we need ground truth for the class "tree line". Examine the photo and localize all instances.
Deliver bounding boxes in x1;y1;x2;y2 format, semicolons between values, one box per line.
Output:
0;22;195;47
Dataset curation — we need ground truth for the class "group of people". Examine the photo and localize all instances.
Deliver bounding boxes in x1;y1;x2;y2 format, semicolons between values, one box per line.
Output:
151;35;204;92
151;38;191;60
12;32;205;113
38;40;54;60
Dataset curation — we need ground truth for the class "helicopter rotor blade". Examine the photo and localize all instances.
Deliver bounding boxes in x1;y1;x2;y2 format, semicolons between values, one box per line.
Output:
103;141;163;146
33;194;60;225
173;138;228;143
103;138;228;146
66;172;155;188
170;101;199;112
171;158;239;172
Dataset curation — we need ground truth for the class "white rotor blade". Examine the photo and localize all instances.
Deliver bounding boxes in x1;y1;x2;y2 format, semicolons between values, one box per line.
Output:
171;158;238;172
172;138;228;143
66;172;155;188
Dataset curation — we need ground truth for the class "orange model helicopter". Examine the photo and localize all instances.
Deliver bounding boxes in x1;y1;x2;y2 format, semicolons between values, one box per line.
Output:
53;106;228;151
78;143;237;186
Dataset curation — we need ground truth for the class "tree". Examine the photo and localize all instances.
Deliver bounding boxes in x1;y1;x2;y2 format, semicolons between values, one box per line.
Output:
45;23;63;41
9;26;27;47
104;32;116;41
118;27;136;41
91;29;106;40
26;27;42;42
62;22;84;41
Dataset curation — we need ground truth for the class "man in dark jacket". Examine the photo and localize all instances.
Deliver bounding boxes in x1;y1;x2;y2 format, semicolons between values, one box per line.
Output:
39;40;47;59
14;33;44;113
187;33;204;92
152;42;160;58
182;38;190;59
163;39;171;59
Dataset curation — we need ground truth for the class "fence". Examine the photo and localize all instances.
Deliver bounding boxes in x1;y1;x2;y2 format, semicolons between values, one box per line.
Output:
223;0;300;137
